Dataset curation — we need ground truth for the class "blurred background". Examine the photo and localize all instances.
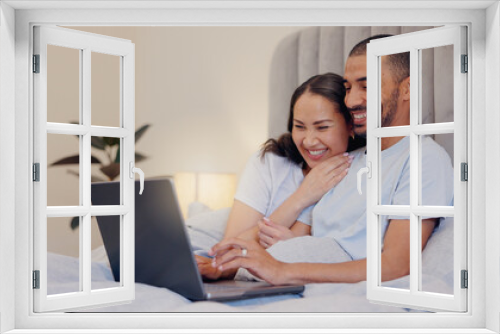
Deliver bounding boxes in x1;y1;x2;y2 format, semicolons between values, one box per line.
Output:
46;26;304;257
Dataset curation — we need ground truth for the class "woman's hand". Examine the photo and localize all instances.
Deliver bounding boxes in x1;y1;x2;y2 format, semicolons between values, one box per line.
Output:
258;217;295;248
296;152;353;207
195;255;224;280
195;254;237;280
209;238;289;285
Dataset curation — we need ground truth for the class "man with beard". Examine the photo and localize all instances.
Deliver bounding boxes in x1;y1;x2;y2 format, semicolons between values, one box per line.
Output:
210;36;454;284
304;35;454;272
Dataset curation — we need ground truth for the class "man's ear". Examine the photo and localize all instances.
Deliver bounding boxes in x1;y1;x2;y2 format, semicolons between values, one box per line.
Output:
399;77;411;101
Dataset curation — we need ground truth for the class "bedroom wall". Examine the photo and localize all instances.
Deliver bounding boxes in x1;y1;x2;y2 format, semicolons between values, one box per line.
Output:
47;26;303;257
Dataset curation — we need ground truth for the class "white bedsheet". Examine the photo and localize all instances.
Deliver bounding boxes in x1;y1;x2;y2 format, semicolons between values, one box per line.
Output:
47;207;453;313
49;252;420;313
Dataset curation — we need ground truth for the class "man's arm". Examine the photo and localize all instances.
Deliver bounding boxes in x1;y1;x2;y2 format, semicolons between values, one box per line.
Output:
211;218;437;285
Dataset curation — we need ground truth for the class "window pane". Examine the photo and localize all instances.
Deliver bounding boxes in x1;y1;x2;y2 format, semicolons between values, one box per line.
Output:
91;136;121;205
380;216;410;290
433;133;454;167
421;45;454;124
47;133;80;206
380;52;410;128
92;216;121;290
419;134;454;206
421;216;454;295
380;136;410;207
47;216;81;295
47;45;81;124
92;52;121;127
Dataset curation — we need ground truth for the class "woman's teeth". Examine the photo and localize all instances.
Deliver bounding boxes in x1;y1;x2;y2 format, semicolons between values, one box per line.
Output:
309;149;327;156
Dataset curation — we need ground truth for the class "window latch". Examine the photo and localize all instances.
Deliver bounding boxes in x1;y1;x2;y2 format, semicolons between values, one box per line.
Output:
357;162;372;195
129;162;145;195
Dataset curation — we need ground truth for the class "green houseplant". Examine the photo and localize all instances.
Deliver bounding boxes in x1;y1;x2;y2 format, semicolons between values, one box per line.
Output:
50;124;150;229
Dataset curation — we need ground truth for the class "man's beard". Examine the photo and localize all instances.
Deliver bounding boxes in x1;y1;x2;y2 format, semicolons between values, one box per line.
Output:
349;106;367;138
354;123;366;138
381;88;399;127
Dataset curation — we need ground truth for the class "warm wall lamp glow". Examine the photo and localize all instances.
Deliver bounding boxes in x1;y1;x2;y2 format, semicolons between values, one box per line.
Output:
173;172;237;218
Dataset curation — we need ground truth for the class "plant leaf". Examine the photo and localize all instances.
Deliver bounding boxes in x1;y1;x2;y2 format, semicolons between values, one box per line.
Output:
115;147;120;163
50;155;101;166
103;137;120;147
135;124;150;143
70;217;79;230
91;175;106;182
135;152;147;163
50;155;80;165
67;170;106;182
67;170;80;177
100;163;120;181
91;137;106;150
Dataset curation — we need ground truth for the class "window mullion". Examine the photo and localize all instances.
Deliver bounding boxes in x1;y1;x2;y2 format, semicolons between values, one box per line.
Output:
409;47;420;295
81;47;92;296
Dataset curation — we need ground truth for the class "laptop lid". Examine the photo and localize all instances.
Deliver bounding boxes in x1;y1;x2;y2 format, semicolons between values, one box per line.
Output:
92;178;205;300
92;178;304;301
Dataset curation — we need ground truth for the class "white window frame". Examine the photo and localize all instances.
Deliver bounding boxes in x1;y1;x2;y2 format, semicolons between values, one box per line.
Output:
1;2;498;333
365;26;468;312
33;25;136;312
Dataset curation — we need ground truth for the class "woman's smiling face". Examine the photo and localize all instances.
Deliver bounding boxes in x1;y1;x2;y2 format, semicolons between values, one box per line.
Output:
292;92;351;171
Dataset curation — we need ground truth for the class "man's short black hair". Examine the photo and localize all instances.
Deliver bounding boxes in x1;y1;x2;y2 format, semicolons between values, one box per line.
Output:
348;34;393;57
349;34;410;84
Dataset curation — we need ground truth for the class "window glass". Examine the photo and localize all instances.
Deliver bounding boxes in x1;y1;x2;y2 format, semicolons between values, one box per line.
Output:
421;45;454;124
380;51;410;129
91;52;121;127
92;216;121;290
47;216;81;295
380;136;410;207
47;45;80;124
380;216;410;290
421;216;454;295
47;133;80;206
419;134;454;207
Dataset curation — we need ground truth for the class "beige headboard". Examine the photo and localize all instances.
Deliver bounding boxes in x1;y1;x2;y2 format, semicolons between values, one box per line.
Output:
268;26;454;161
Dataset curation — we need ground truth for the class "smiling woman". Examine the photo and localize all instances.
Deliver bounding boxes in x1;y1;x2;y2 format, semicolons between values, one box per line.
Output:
197;73;363;280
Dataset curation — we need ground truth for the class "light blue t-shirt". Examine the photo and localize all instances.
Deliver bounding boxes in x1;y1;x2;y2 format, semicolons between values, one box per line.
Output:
234;151;313;225
309;136;454;260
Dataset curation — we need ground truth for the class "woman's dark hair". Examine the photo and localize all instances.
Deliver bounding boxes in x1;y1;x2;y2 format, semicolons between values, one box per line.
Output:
261;72;366;167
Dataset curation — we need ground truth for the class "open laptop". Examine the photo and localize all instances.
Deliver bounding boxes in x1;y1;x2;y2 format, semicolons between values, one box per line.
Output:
91;178;304;301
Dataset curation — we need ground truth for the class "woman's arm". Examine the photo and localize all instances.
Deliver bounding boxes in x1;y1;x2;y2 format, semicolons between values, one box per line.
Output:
198;198;311;280
257;218;311;248
224;153;351;242
211;218;436;285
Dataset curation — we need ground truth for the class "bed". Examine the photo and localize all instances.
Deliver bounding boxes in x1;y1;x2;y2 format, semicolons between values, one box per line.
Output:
49;205;453;312
48;26;454;313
